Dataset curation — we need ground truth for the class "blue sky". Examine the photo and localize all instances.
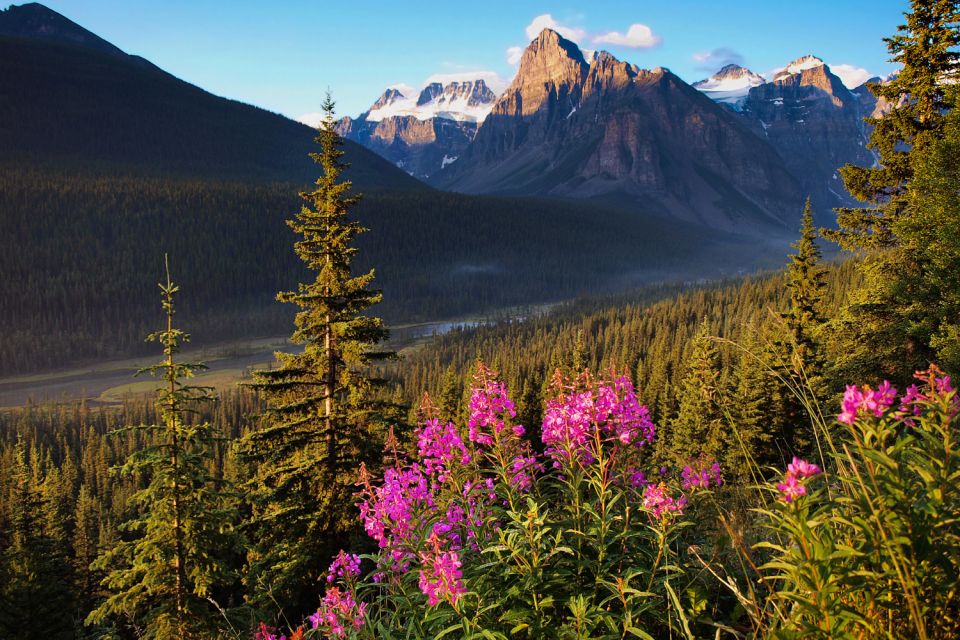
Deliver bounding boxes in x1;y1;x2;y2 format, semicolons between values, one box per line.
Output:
38;1;908;120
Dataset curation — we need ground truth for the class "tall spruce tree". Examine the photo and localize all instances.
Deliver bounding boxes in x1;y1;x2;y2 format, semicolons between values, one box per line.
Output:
783;199;826;376
88;262;239;639
657;321;729;466
898;100;960;374
824;0;959;381
770;199;827;453
239;93;395;615
827;0;960;251
0;439;75;640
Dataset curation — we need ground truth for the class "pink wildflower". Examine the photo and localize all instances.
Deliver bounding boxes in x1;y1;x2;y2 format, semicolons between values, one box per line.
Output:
786;456;821;480
681;458;723;491
642;482;686;519
326;550;361;584
418;535;467;607
309;587;366;637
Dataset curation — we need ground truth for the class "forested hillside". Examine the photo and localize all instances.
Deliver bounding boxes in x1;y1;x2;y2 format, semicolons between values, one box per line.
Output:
0;169;774;375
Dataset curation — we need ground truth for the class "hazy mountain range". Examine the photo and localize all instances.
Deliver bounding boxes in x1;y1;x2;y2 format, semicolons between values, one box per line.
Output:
338;30;883;228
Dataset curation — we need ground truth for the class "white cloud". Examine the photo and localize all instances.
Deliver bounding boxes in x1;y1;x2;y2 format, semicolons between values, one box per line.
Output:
525;14;586;43
593;23;661;49
829;63;873;89
506;46;524;66
297;113;326;128
424;70;510;95
692;47;744;71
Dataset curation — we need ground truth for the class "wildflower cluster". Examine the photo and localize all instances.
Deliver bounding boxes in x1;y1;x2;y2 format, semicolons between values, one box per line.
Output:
775;456;821;503
542;374;655;467
838;380;898;424
260;364;733;638
326;551;361;584
308;587;366;638
416;418;470;483
467;362;521;447
417;533;468;607
642;482;687;519
681;457;723;491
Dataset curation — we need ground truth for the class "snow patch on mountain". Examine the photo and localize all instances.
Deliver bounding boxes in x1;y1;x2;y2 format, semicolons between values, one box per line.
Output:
772;55;825;81
364;78;499;123
692;64;766;109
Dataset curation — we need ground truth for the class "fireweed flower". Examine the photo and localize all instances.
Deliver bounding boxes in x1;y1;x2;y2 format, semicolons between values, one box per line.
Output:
416;418;471;482
358;465;434;567
310;587;366;637
327;550;361;584
509;454;542;492
838;382;898;425
418;534;467;607
642;482;686;519
786;456;820;479
254;623;287;640
542;376;656;467
776;457;820;503
467;364;519;447
681;458;723;491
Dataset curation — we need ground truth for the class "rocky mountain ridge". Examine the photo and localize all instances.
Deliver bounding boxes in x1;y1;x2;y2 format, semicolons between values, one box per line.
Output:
335;78;499;179
343;30;886;229
432;29;803;233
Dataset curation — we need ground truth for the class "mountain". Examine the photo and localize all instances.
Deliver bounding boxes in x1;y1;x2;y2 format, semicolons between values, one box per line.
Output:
1;4;792;375
431;29;803;233
738;55;875;213
0;1;126;58
0;3;422;190
336;80;497;179
692;64;766;110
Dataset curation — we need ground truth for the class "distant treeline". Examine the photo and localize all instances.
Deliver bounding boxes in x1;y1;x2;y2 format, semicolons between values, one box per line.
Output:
0;169;780;375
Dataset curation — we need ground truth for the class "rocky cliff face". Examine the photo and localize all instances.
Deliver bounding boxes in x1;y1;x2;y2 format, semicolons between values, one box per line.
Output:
432;29;802;233
739;56;875;213
337;79;497;178
336;114;475;178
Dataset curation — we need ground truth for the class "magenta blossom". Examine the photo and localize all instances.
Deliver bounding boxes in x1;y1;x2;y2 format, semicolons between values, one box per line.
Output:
642;482;686;519
776;472;807;503
838;382;898;425
309;587;366;637
418;535;467;607
327;550;361;584
467;364;521;447
777;457;820;503
416;418;471;482
681;458;723;491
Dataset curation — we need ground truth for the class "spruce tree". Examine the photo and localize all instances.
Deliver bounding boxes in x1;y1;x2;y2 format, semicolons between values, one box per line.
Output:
783;199;826;376
658;321;729;466
87;262;239;639
827;0;959;251
770;200;827;453
825;0;959;382
898;101;960;374
0;439;75;640
239;93;395;615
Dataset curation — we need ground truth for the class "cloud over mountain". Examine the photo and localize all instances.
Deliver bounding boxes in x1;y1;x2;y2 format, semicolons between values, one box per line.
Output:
593;23;661;49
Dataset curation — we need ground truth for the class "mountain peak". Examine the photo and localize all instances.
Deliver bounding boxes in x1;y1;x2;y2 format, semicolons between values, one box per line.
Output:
0;3;126;57
363;78;498;123
693;63;765;108
527;28;587;66
372;87;407;110
773;55;825;80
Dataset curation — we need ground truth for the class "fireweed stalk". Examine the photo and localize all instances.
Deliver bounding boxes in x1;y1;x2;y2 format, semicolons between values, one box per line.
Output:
264;364;731;638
